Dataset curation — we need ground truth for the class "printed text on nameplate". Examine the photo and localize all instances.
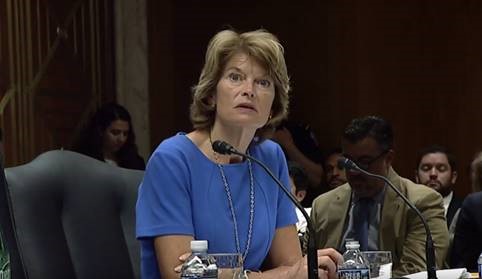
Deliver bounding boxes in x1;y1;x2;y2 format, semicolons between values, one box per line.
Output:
338;268;370;279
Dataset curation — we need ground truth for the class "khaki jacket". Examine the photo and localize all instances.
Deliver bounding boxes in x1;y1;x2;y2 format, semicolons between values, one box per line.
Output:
310;167;449;277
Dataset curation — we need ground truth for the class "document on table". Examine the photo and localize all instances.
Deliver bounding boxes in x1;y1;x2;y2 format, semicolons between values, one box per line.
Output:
404;268;468;279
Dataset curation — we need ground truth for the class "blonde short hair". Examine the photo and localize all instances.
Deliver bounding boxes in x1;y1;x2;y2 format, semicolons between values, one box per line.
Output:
190;29;290;140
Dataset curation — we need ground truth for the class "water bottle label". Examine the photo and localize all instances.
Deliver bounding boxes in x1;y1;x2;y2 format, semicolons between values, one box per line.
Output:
180;255;218;279
338;268;370;279
181;275;217;279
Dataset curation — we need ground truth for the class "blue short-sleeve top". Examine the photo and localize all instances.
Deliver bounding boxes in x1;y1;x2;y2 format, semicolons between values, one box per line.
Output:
136;133;297;278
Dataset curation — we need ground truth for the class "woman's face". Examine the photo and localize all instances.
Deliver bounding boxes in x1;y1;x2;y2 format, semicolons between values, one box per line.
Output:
103;119;130;154
214;52;275;130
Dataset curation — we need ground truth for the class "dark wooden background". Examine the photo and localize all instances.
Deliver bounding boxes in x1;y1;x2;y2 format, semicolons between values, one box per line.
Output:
147;0;482;197
2;0;481;198
0;0;115;165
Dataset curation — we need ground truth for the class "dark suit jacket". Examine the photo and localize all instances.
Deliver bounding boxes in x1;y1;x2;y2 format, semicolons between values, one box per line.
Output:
310;168;449;277
451;192;482;271
446;194;463;228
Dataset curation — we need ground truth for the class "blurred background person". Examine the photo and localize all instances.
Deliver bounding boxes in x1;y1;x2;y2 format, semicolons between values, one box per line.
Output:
450;191;482;271
72;102;145;170
323;147;347;190
288;161;311;235
0;127;8;277
414;145;462;229
0;128;3;166
0;128;3;157
470;151;482;192
272;121;324;206
272;121;323;186
414;145;462;267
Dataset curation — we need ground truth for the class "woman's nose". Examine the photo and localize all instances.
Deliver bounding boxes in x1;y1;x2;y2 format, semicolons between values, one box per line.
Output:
241;82;255;97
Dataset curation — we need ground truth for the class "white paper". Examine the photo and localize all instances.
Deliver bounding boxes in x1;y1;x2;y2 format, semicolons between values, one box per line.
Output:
404;268;467;279
371;263;392;279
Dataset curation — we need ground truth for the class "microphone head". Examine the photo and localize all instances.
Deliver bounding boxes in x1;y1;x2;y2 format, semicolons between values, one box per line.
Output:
212;140;234;155
337;157;359;171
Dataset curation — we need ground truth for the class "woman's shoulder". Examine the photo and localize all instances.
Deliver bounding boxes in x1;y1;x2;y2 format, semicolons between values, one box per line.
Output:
155;132;190;149
151;132;202;160
252;139;283;158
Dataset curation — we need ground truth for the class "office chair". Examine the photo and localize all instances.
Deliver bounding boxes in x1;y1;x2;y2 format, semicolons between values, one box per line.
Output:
0;150;144;279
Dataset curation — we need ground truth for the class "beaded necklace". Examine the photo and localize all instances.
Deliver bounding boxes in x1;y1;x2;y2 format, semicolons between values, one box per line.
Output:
209;135;255;262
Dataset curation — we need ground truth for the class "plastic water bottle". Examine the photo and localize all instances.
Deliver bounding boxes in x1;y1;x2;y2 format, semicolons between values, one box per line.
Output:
478;251;482;279
338;240;370;279
180;240;218;279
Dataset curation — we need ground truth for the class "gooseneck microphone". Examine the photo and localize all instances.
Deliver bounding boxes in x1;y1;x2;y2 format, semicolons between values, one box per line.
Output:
212;140;318;279
337;157;438;279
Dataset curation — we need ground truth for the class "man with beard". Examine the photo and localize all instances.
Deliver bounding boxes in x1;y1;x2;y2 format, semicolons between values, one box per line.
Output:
415;145;463;229
310;116;449;277
323;148;348;189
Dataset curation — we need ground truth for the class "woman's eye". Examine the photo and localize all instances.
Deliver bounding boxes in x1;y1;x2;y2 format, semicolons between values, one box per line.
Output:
110;130;121;136
256;79;271;88
228;73;242;82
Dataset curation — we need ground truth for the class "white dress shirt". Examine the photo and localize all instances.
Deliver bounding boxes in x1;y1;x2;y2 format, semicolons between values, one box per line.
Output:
442;191;453;217
296;207;311;233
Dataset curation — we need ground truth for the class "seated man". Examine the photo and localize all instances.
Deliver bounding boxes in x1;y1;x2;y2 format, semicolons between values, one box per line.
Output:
450;191;482;271
415;145;463;229
323;147;347;190
310;116;449;277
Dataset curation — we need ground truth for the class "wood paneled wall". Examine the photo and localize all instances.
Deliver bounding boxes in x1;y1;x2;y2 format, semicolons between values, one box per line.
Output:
0;0;115;166
147;0;482;197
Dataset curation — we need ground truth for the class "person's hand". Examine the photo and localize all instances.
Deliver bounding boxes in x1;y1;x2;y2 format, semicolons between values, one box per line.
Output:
285;256;311;279
317;248;343;279
272;127;295;149
173;252;191;273
286;248;343;279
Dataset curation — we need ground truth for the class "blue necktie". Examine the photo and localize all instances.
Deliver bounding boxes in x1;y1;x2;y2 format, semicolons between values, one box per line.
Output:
353;198;373;251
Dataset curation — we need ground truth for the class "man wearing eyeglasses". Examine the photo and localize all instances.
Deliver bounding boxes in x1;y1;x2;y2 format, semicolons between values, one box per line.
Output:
309;116;449;277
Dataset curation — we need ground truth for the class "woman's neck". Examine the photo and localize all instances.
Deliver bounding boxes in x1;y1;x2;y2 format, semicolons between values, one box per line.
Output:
209;123;256;155
188;125;256;165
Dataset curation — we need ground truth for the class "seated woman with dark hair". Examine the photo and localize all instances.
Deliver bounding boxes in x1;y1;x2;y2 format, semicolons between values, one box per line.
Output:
72;102;145;170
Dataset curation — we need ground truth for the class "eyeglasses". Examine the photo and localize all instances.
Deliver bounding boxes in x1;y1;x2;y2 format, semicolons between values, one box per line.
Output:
344;150;389;171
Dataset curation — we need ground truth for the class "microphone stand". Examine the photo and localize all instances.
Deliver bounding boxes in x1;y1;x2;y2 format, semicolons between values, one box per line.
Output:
218;143;318;279
340;159;438;279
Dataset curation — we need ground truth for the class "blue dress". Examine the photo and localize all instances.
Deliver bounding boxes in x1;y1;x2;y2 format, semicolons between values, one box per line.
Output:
136;133;297;279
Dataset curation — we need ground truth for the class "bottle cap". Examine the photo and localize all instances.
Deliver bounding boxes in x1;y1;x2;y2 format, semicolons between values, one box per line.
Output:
191;240;208;251
345;240;360;249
